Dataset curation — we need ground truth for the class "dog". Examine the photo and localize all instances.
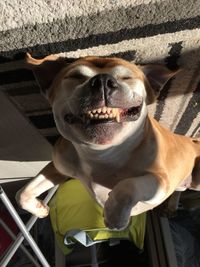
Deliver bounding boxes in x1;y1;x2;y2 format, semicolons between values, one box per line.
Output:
16;53;200;230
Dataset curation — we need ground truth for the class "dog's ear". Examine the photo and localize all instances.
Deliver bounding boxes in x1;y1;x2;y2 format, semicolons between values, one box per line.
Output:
25;53;67;97
140;65;178;104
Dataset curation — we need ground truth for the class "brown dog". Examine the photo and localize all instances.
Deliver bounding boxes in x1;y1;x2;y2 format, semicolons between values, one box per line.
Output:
16;54;200;230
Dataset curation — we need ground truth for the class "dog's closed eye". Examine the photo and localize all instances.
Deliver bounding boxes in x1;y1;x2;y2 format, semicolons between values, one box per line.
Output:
66;72;86;80
119;76;133;81
66;65;96;81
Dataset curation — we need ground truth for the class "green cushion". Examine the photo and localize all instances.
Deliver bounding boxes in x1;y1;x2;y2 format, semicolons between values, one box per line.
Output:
49;179;146;254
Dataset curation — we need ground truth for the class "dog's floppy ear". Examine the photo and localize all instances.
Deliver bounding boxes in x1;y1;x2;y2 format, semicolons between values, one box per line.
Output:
141;65;178;104
25;53;67;97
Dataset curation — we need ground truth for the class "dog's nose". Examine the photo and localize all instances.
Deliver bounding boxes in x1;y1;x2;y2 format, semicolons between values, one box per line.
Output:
89;74;118;92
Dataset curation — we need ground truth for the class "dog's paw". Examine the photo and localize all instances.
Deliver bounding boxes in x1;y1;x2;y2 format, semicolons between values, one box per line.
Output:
23;199;49;218
16;191;49;218
104;212;130;230
104;195;130;230
34;200;50;218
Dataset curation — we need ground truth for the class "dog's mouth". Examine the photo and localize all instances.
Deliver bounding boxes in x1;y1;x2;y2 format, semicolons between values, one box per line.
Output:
64;102;143;125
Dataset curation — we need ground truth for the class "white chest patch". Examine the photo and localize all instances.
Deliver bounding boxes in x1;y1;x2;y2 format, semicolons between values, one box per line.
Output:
91;183;111;207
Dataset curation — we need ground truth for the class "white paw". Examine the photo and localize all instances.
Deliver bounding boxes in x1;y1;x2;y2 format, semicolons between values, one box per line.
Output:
22;199;49;218
16;191;49;218
33;200;49;218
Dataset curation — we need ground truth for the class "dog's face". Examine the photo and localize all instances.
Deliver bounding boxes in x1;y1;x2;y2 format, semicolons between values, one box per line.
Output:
52;57;147;146
26;54;176;146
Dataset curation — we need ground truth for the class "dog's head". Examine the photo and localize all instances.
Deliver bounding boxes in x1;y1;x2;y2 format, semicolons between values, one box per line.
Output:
26;54;176;146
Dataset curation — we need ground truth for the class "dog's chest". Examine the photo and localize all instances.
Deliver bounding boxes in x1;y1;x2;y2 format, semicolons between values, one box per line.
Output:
54;140;148;205
79;157;144;187
84;164;144;207
56;146;146;185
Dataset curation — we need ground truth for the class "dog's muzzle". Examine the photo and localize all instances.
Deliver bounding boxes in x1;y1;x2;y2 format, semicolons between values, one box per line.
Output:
64;74;143;125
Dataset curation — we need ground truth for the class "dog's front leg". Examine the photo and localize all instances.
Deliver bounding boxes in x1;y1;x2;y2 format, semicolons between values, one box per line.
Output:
16;162;67;218
104;174;165;230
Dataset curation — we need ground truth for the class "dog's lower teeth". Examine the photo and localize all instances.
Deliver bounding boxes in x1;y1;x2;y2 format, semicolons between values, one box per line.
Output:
85;107;122;122
99;115;105;119
88;107;119;115
85;113;121;122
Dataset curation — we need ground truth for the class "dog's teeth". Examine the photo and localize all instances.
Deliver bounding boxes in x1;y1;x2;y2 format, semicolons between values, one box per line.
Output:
102;107;107;113
116;113;120;122
107;108;111;114
112;109;117;116
99;115;105;119
85;107;121;121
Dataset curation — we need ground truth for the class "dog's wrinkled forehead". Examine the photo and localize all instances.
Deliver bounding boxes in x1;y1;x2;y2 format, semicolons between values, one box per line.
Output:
64;57;144;78
46;56;147;104
26;53;177;106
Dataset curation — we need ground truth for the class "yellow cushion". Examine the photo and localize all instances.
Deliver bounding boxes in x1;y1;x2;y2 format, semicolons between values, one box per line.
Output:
49;179;146;254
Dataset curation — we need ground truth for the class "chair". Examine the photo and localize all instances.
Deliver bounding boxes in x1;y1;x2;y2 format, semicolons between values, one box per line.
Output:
0;90;55;266
49;179;146;267
0;184;58;267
